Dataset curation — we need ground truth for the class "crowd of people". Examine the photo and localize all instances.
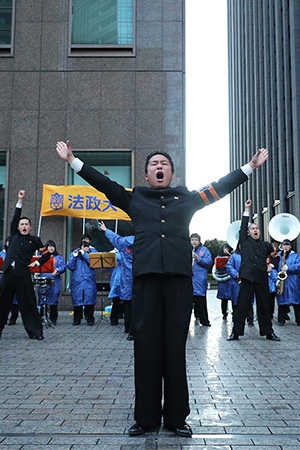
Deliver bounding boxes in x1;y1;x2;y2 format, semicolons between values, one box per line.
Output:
1;143;299;439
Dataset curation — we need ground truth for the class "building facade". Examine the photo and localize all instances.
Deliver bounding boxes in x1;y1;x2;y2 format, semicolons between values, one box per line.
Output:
227;0;300;245
0;0;185;303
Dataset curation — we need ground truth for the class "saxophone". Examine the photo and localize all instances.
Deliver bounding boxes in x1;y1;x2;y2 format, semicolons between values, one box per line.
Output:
277;250;287;295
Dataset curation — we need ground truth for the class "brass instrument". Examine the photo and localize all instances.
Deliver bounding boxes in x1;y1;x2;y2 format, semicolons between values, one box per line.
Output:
277;250;287;295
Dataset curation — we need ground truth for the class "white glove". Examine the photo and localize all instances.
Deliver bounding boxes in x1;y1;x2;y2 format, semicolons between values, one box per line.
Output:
281;264;288;271
73;250;79;257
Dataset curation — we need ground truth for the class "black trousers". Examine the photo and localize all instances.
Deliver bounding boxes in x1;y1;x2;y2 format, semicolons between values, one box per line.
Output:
278;304;300;324
8;304;19;324
123;299;132;333
221;299;229;316
233;279;273;336
73;305;94;324
0;267;42;338
193;295;210;324
110;296;120;325
131;274;193;427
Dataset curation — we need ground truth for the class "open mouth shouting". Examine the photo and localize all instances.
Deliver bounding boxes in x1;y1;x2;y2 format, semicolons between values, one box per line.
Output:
156;171;164;180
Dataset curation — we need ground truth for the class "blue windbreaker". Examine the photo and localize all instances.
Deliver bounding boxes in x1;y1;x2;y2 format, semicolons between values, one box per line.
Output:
192;246;212;296
57;250;97;306
38;254;64;306
226;252;241;306
276;251;300;305
105;229;134;301
215;254;232;300
108;250;121;299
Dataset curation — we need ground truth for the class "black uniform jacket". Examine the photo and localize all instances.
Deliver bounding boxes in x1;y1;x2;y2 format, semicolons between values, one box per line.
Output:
239;215;274;283
78;163;248;278
2;207;50;277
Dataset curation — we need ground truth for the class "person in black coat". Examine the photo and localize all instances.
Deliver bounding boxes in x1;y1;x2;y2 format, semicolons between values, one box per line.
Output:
228;199;280;341
0;190;50;340
56;141;268;437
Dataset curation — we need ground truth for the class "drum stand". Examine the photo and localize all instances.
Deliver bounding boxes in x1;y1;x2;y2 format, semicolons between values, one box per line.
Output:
89;252;116;326
39;284;54;328
32;276;55;328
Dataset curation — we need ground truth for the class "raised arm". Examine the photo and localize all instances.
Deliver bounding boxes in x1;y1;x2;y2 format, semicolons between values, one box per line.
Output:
56;140;132;212
10;190;25;235
56;140;75;164
239;199;251;244
248;148;268;170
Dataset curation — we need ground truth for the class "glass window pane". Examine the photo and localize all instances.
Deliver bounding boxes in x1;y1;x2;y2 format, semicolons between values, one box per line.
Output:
0;0;12;45
71;0;133;45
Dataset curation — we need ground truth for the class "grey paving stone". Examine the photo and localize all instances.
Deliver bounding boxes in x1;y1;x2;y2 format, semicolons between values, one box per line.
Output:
1;292;300;449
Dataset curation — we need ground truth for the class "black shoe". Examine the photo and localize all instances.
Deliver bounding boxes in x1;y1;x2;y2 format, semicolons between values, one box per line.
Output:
266;332;281;341
8;320;16;326
129;422;159;436
286;314;290;321
247;321;254;326
278;321;285;326
227;332;239;341
201;322;211;327
127;334;134;341
222;314;227;320
164;422;193;437
30;335;44;340
87;319;94;326
73;321;80;326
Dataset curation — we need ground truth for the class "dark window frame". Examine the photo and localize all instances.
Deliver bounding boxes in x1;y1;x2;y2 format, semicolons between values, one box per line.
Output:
68;0;136;57
0;0;15;57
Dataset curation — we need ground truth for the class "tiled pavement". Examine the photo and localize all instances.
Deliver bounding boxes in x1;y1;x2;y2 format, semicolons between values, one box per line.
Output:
1;291;300;449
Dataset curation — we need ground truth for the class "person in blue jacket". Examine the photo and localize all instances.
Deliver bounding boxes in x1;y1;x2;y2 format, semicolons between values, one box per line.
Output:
276;239;300;326
0;237;19;325
38;240;64;326
99;221;134;340
190;233;212;326
216;244;232;320
227;244;254;325
55;240;97;326
108;250;122;326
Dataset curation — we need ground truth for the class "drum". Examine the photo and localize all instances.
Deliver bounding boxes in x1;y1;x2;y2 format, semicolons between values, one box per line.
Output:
32;276;54;288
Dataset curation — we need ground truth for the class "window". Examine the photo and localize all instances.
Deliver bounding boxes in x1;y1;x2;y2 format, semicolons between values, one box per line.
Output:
0;153;6;248
69;0;135;57
0;0;15;56
65;150;133;292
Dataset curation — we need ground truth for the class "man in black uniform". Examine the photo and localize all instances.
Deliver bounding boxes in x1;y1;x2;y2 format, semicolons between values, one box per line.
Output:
0;190;50;340
56;141;268;437
228;199;280;341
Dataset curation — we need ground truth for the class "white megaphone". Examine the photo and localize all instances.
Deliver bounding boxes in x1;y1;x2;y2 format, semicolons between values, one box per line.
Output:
268;213;300;242
226;220;242;250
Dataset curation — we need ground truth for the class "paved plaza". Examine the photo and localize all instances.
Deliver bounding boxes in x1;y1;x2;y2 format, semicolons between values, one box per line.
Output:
1;290;300;449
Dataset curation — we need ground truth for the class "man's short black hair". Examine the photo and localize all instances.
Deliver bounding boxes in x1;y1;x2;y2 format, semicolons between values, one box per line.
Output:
282;239;292;246
19;216;31;226
144;151;175;174
190;233;201;241
81;232;92;241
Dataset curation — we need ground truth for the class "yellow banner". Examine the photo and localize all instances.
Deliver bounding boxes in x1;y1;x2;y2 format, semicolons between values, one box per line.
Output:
41;184;130;220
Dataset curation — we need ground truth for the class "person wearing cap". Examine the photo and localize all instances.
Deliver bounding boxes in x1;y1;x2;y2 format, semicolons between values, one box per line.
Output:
276;239;300;326
56;140;268;438
228;199;281;342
